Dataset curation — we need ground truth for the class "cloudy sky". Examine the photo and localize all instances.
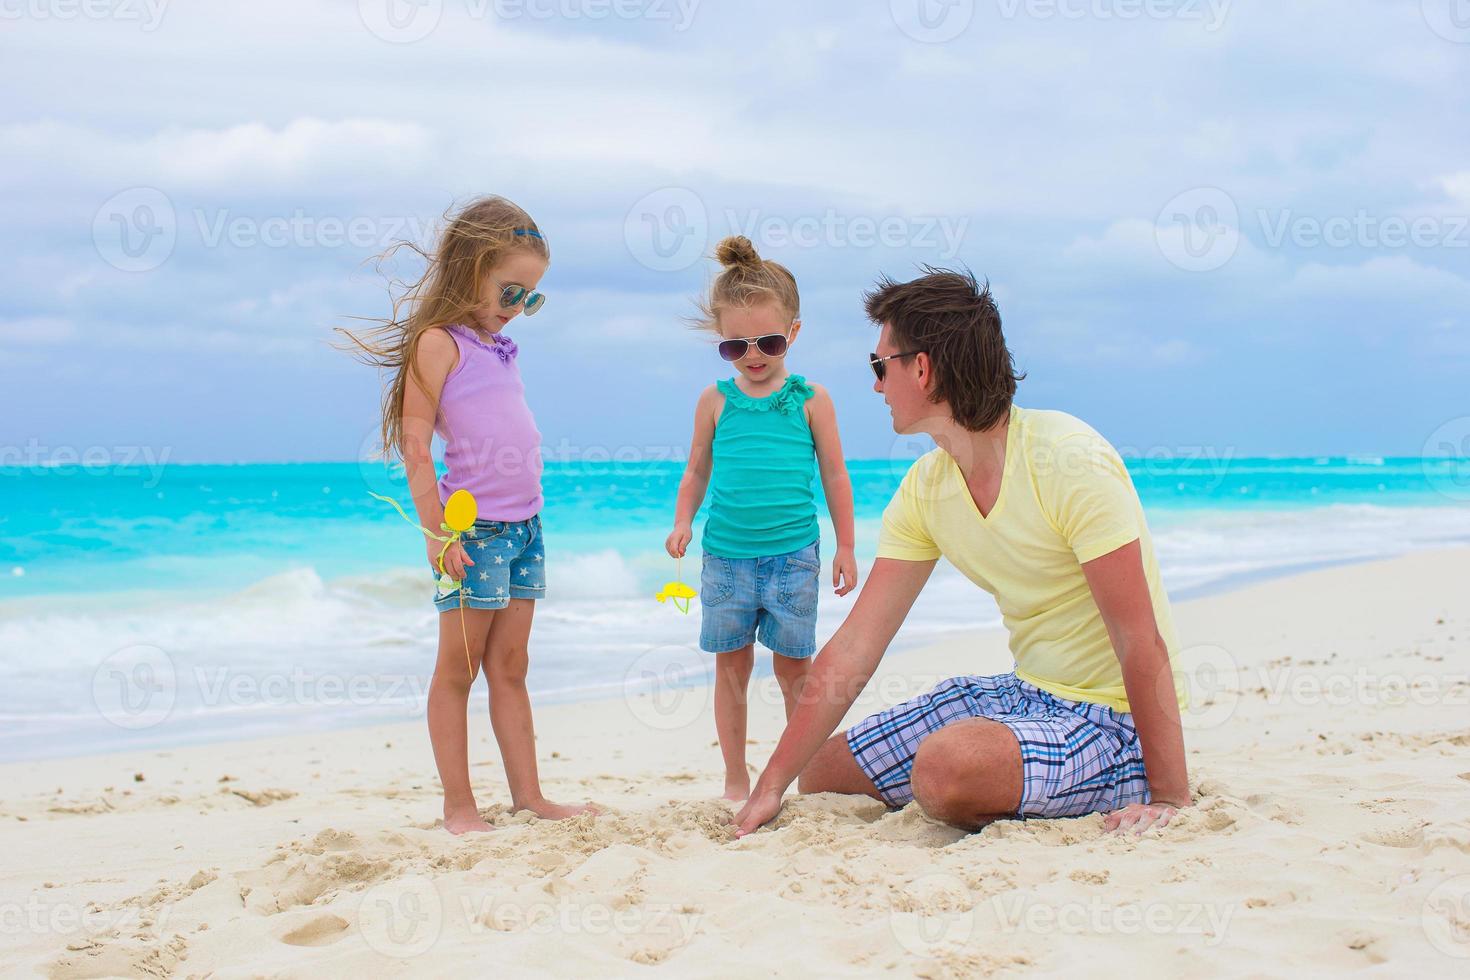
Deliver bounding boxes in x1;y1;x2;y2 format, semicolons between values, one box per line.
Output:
3;0;1467;464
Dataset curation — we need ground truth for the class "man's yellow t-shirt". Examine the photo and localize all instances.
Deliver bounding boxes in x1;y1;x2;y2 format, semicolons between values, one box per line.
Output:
877;406;1185;712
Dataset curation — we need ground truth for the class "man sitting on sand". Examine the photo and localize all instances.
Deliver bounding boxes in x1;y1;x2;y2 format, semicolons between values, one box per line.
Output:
734;270;1190;836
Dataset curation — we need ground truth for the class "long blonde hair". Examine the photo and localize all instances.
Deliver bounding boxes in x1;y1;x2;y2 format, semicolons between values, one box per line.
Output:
694;235;800;331
338;195;549;459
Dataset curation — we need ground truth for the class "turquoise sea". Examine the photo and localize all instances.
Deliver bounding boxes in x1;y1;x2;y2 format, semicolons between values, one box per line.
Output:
3;454;1469;761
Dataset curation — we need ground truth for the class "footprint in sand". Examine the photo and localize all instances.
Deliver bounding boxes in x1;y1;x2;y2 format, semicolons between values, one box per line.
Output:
238;845;394;914
1244;890;1297;909
280;913;351;947
1358;823;1426;849
49;936;188;979
1424;823;1470;855
225;787;297;807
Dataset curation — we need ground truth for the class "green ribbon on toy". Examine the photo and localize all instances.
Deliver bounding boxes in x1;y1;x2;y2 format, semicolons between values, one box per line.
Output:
369;490;477;592
655;556;698;614
371;489;480;676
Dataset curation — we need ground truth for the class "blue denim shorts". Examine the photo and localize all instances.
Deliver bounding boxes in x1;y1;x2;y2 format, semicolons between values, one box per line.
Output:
699;540;820;659
433;514;546;612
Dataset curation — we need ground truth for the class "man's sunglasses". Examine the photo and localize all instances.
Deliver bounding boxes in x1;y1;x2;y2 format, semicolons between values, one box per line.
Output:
718;332;789;362
869;350;924;381
497;282;545;316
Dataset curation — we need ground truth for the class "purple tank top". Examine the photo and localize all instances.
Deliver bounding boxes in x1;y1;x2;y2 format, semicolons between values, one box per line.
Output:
435;324;543;521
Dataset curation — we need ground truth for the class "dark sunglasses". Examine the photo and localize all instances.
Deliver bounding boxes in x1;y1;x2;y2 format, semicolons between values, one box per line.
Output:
497;282;545;316
718;333;789;362
869;350;924;381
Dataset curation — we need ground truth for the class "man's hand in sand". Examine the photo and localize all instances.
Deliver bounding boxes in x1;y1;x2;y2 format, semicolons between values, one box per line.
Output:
1104;801;1180;835
732;788;783;837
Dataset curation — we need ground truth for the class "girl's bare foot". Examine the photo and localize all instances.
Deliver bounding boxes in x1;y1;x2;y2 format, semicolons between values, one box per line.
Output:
515;798;600;820
443;808;494;835
723;776;751;802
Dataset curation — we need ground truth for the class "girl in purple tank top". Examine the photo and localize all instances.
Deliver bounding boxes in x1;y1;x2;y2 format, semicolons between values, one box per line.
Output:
341;196;596;833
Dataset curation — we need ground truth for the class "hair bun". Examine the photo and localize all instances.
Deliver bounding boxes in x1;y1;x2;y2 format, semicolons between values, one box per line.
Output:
714;235;762;270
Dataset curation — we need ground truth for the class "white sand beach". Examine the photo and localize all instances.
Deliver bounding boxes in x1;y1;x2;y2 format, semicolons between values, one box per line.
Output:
3;548;1468;977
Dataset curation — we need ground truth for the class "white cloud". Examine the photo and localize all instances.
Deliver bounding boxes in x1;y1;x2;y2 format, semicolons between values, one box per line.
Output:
1440;172;1470;208
3;0;1469;456
1063;217;1273;279
0;118;434;190
1280;255;1470;304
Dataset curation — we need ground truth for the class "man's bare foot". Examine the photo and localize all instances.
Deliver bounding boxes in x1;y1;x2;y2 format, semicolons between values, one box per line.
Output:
443;808;494;835
515;798;600;820
723;776;751;802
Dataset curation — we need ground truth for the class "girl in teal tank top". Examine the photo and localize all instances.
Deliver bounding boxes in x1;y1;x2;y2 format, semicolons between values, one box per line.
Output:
703;372;821;557
665;235;858;801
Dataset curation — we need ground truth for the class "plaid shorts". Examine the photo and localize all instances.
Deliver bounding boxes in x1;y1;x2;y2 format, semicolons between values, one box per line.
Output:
846;672;1150;819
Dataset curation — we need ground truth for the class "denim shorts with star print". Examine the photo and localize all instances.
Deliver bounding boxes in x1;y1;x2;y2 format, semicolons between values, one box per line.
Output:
432;514;546;612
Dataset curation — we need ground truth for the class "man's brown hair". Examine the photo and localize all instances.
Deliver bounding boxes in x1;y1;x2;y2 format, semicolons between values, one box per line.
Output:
864;268;1024;431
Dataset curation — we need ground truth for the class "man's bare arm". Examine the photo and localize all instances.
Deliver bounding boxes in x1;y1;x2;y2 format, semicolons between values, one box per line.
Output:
1081;539;1190;832
733;556;936;835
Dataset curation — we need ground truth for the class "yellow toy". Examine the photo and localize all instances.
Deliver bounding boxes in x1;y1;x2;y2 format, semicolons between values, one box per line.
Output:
655;557;698;614
371;488;479;676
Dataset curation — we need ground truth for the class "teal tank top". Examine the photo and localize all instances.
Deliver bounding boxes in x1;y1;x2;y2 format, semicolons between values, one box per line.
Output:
702;373;820;559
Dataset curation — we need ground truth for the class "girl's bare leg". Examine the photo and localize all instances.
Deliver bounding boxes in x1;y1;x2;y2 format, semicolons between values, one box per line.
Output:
427;607;496;834
484;598;597;819
714;645;756;800
772;652;813;722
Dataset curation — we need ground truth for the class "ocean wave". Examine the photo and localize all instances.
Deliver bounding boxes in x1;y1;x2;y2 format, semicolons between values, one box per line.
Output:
3;501;1469;760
